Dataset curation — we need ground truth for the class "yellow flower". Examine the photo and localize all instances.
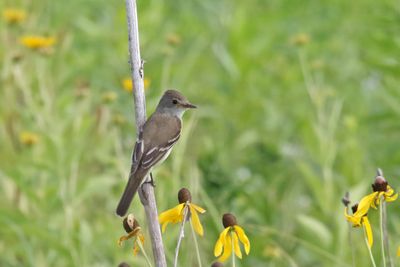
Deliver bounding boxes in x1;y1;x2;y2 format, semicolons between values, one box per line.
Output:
290;33;310;46
345;202;373;247
122;78;150;92
19;131;39;146
118;214;145;255
3;8;26;24
370;175;398;208
159;188;206;236
214;213;250;262
397;246;400;257
102;91;117;103
20;36;56;49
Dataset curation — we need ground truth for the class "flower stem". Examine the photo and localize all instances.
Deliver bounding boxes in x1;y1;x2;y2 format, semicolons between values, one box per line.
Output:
347;223;356;267
364;226;377;267
189;219;202;267
231;232;236;267
174;204;189;267
379;197;388;267
136;239;154;267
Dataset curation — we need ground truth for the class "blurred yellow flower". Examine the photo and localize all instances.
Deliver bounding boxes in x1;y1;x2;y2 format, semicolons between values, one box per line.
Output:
118;214;145;255
20;36;56;49
102;91;117;103
159;188;206;236
397;246;400;257
214;213;250;262
19;131;39;146
370;176;398;208
345;201;374;247
290;33;310;46
122;78;150;92
3;8;26;24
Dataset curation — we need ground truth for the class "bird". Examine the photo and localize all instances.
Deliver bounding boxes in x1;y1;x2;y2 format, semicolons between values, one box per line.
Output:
116;89;197;216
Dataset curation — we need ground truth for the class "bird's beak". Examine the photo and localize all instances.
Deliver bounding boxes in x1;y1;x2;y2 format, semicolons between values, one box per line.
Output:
181;101;197;109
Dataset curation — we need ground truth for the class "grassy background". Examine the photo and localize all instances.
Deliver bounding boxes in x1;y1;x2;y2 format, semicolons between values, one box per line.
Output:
1;0;400;266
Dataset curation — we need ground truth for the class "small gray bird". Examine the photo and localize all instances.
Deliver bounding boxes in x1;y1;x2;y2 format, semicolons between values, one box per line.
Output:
116;90;196;216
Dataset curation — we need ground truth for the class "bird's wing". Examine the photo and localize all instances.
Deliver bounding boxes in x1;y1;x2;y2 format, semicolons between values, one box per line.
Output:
130;127;144;174
139;113;181;170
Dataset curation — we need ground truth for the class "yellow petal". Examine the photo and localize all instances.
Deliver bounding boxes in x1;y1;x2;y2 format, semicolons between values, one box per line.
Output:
385;192;398;202
232;232;242;259
191;203;206;213
159;203;185;225
214;227;230;257
397;246;400;257
234;225;250;255
363;217;373;248
218;232;232;262
162;221;171;233
354;192;377;216
189;205;204;236
118;228;140;246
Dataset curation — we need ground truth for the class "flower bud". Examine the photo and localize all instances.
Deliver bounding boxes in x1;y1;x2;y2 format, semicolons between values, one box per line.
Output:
178;188;192;203
341;191;350;207
123;214;139;233
222;213;237;228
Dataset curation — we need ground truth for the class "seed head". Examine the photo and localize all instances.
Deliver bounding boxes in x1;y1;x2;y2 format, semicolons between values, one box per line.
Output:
178;188;192;203
123;214;139;233
372;175;388;192
222;213;237;228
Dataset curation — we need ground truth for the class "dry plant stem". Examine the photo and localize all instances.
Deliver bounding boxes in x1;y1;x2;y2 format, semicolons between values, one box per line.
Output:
379;197;387;267
189;219;202;267
231;232;236;267
382;201;393;267
348;223;356;267
174;204;189;267
136;240;154;267
364;226;377;267
125;0;167;266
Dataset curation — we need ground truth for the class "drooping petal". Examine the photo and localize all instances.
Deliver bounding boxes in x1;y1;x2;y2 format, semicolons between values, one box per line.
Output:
214;227;230;257
362;217;373;248
218;232;232;262
191;203;206;213
386;186;394;195
234;225;250;255
159;203;185;232
161;221;169;233
118;227;141;246
133;240;140;255
189;205;204;236
385;193;398;202
344;207;362;227
355;192;377;214
232;232;242;259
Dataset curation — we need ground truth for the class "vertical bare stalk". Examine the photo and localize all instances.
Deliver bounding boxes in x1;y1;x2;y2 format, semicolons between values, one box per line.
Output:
174;204;189;267
382;201;393;267
125;1;167;266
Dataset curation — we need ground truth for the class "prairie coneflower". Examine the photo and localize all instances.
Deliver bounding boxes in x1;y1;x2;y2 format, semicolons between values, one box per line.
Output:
102;91;117;103
345;202;373;247
20;35;56;50
3;8;26;24
122;78;150;92
159;188;206;236
290;33;310;46
370;174;398;208
19;131;39;146
214;213;250;262
118;214;145;256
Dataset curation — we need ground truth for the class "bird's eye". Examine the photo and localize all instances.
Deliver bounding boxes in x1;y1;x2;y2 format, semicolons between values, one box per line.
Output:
172;99;178;104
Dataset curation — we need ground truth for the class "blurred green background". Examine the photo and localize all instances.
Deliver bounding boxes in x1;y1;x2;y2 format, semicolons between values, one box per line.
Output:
1;0;400;266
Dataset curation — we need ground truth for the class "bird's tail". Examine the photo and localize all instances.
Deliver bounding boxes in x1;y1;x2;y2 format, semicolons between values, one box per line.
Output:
116;166;147;217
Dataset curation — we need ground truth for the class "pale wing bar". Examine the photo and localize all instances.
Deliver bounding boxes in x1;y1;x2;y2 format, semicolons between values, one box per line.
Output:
141;133;180;170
